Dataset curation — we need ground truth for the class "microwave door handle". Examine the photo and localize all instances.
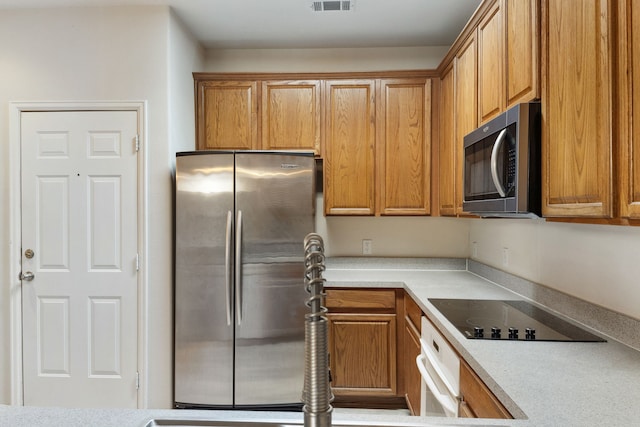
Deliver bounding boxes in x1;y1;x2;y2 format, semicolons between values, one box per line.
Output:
420;338;458;398
490;128;508;197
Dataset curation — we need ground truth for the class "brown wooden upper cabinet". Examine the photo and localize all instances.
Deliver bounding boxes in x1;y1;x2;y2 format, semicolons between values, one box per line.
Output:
261;80;321;154
477;1;504;124
454;34;478;216
478;0;540;124
438;0;539;217
438;64;457;217
438;34;476;218
323;80;377;215
505;0;540;108
377;79;431;215
324;77;432;216
618;0;640;220
541;0;613;218
540;0;640;223
195;77;320;154
196;80;259;150
195;73;433;217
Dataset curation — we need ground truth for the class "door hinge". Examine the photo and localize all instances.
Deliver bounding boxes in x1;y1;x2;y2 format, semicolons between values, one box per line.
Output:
136;371;140;390
135;135;140;152
136;253;140;271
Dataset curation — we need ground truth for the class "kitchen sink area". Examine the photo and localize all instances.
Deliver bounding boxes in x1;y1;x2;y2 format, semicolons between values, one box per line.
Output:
141;419;506;427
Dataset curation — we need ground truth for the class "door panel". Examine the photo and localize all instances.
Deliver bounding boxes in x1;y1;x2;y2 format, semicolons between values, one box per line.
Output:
324;80;376;215
38;297;70;376
37;177;70;269
89;177;122;269
21;110;138;408
234;152;314;406
89;298;121;376
174;153;235;406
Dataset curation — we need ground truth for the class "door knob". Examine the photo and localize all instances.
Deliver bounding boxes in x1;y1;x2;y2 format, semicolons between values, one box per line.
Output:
19;271;35;281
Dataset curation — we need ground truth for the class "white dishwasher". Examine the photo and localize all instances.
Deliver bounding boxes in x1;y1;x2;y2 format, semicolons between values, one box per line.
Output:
416;316;460;417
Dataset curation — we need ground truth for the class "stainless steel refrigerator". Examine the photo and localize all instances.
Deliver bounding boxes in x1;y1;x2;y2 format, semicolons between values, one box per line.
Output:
174;151;316;409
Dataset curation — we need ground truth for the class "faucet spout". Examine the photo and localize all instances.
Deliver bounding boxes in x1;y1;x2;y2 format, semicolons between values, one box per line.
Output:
302;233;333;427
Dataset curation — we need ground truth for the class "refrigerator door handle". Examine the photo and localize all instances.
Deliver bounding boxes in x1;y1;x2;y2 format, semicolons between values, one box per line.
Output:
224;210;233;326
235;209;243;325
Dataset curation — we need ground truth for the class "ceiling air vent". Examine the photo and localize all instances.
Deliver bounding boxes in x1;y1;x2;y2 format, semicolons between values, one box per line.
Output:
311;1;355;12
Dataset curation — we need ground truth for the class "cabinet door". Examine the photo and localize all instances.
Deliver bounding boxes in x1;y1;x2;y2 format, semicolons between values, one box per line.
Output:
324;80;376;215
477;1;504;124
403;318;421;415
505;0;540;107
618;0;640;219
327;313;397;396
377;79;431;215
438;63;457;216
542;0;613;217
196;80;258;150
455;34;478;215
261;80;321;154
460;360;512;419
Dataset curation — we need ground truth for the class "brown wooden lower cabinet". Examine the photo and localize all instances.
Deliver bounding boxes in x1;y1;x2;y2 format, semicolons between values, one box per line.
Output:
403;317;421;415
325;288;404;406
327;313;397;396
403;292;423;415
325;288;511;418
459;359;512;419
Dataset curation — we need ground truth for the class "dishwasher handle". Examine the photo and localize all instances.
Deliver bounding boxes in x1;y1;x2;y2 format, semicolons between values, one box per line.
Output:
420;338;459;398
416;354;459;416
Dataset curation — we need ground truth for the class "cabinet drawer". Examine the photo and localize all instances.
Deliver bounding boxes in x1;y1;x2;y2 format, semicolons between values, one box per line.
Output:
404;292;422;331
326;289;396;310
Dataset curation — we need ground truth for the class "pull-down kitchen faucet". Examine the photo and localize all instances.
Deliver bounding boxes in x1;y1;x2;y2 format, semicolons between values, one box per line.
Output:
302;233;333;427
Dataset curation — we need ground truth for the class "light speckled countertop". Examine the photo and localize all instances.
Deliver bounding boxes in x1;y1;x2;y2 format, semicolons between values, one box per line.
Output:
3;258;639;427
323;257;640;427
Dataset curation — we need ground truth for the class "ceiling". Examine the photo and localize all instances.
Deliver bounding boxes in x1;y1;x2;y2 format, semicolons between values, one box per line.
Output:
0;0;482;49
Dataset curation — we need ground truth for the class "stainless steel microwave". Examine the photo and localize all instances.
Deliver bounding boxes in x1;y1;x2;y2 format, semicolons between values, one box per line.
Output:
462;102;541;218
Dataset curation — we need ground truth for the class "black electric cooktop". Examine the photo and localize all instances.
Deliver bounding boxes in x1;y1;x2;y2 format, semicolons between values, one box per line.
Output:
428;299;606;342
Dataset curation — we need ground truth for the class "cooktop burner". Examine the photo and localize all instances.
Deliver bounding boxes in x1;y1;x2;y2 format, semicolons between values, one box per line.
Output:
428;299;605;342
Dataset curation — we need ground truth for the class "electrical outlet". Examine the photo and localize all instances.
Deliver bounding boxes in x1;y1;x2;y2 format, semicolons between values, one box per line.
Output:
472;241;478;258
362;239;373;255
502;247;509;267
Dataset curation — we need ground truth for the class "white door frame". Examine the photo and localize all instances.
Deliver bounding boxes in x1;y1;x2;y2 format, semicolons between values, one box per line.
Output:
8;101;148;407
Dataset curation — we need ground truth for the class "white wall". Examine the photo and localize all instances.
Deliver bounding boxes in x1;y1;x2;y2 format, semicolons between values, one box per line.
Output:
0;6;203;407
204;46;449;72
164;10;206;407
169;11;205;156
313;195;470;257
469;219;640;321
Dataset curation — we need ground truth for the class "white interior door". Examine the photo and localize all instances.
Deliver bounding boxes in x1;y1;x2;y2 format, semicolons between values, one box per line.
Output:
20;110;139;408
